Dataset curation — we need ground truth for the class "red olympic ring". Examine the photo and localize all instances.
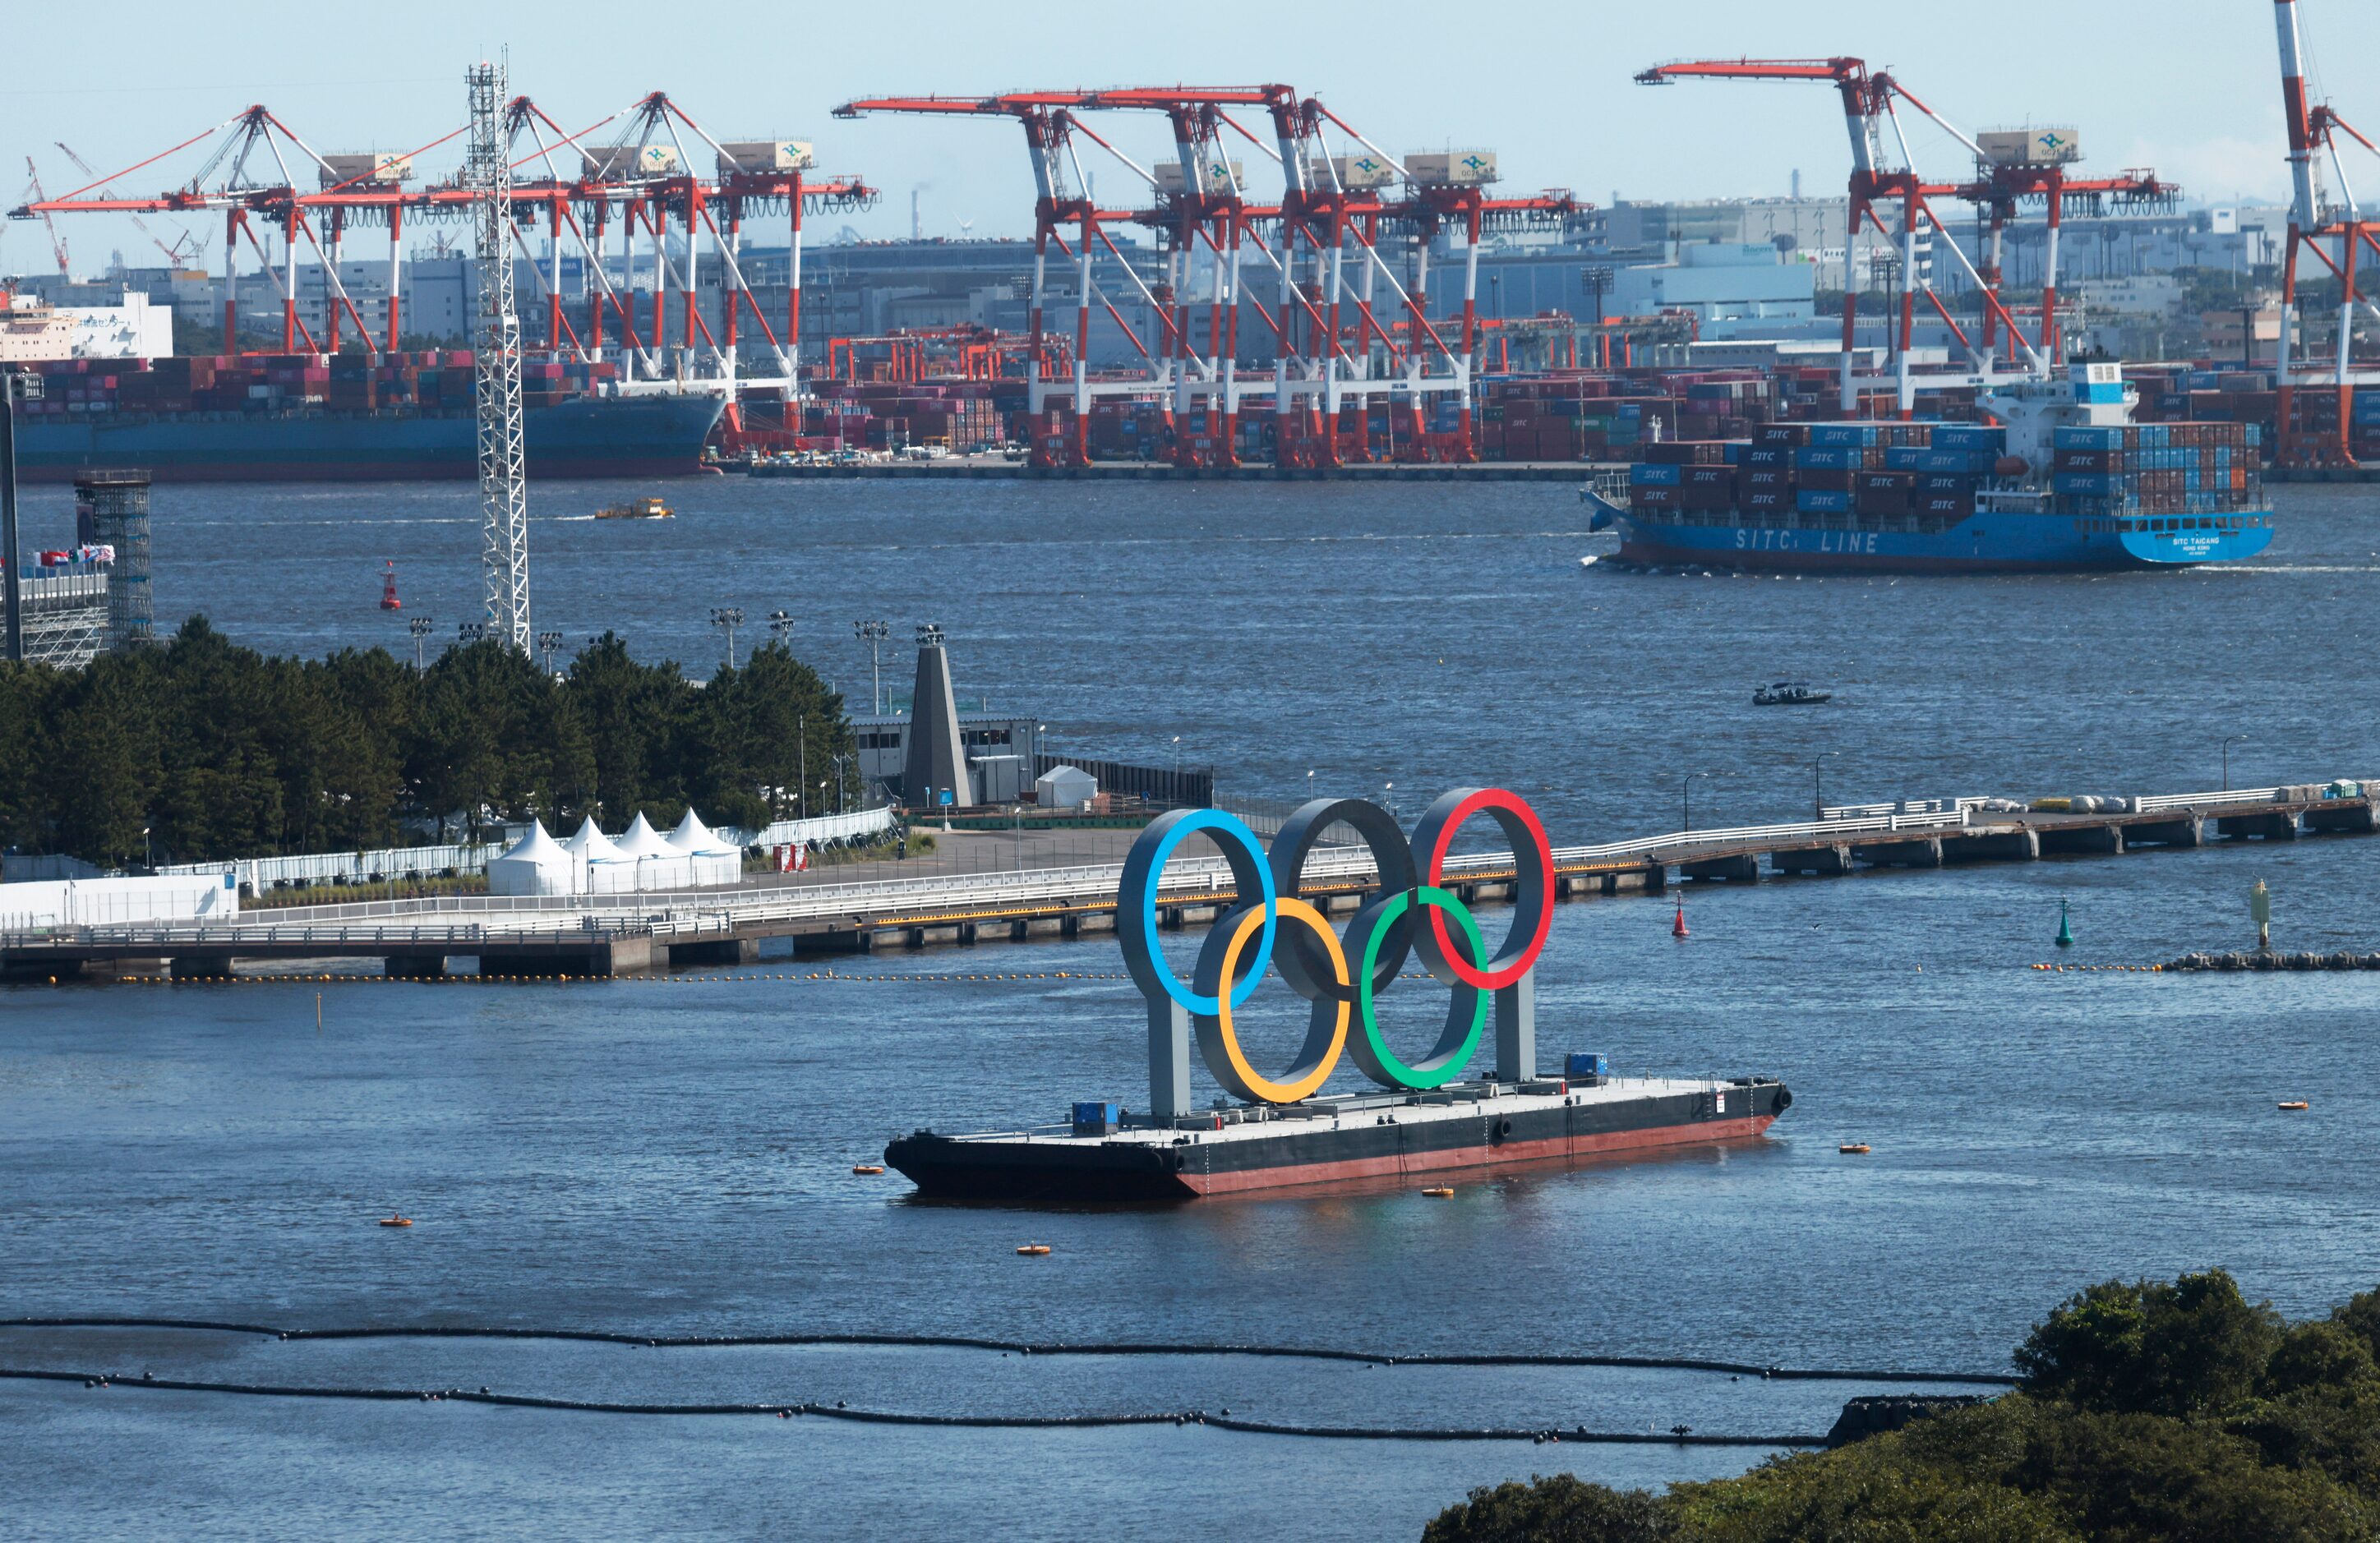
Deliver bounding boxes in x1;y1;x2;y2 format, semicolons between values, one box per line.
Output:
1411;787;1556;993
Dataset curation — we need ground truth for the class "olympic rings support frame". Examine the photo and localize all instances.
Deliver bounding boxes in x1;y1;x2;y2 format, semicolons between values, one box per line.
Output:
1116;788;1555;1119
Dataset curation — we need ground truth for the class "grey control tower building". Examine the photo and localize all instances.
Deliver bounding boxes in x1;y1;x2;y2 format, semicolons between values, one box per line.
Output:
899;624;974;811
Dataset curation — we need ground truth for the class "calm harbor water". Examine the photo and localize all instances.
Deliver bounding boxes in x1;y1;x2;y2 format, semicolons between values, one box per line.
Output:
5;475;2379;1539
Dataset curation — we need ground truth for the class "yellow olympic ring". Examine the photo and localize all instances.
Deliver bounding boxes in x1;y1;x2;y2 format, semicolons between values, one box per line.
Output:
1194;897;1349;1104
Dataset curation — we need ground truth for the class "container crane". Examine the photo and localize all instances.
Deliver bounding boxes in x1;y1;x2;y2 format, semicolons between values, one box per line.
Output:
2271;0;2380;464
834;90;1182;468
21;159;69;274
1639;56;2154;416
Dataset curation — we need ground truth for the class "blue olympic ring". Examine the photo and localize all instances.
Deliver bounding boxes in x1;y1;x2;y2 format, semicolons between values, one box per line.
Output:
1116;808;1276;1016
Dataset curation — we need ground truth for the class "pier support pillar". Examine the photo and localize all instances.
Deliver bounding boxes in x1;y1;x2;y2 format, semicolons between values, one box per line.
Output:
668;937;759;967
1771;844;1852;876
1853;837;1942;868
2306;802;2380;834
2037;823;2124;856
2218;812;2301;841
384;954;449;979
1495;974;1536;1084
1640;864;1668;893
1148;998;1192;1120
168;954;238;979
1681;853;1760;882
2124;817;2202;848
1943;829;2041;864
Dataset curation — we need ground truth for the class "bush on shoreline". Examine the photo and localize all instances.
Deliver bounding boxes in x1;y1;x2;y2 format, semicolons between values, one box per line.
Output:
1425;1270;2380;1543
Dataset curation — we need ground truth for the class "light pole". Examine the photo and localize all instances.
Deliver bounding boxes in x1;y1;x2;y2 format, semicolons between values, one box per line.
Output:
408;615;434;672
1382;781;1396;820
1;368;43;663
1580;264;1614;369
833;753;850;815
1307;768;1316;804
2223;734;2250;792
853;619;889;712
711;606;745;670
768;610;794;652
537;629;563;675
458;621;487;645
1172;735;1182;779
1810;752;1840;820
1682;771;1713;832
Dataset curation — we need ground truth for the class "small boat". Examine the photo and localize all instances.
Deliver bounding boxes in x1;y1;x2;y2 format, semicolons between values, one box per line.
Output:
595;496;673;520
1421;1187;1455;1198
1015;1244;1052;1256
379;1214;413;1227
2278;1100;2310;1112
1838;1144;1871;1155
1754;680;1833;707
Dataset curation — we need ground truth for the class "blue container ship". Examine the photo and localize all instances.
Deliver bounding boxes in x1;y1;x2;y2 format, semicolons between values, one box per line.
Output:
1584;364;2275;573
15;393;724;484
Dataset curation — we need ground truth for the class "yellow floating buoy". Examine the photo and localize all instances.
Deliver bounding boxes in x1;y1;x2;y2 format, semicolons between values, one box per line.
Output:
1016;1244;1052;1256
1422;1186;1455;1198
2279;1100;2310;1112
1838;1143;1871;1155
851;1164;884;1176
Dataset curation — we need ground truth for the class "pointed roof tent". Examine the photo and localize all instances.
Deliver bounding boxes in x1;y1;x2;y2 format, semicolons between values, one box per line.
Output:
488;820;582;896
615;813;679;858
666;808;738;854
565;817;625;863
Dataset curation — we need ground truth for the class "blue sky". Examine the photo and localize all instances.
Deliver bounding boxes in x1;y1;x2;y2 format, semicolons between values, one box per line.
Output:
4;0;2371;266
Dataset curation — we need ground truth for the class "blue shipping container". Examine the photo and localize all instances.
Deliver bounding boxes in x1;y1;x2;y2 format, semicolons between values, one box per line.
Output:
1797;488;1852;513
1630;463;1682;486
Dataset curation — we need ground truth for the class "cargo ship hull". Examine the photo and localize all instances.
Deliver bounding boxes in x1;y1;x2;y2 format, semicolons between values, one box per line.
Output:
1606;504;2275;574
15;394;725;483
886;1077;1790;1202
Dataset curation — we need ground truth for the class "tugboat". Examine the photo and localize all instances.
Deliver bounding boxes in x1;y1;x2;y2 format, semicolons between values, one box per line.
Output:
1753;680;1832;706
595;495;674;520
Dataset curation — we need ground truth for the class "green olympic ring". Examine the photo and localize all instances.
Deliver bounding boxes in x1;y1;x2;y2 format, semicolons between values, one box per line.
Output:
1347;885;1489;1091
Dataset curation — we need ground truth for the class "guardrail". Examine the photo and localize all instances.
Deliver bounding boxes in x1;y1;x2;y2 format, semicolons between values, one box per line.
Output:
1;916;652;951
2135;786;2281;813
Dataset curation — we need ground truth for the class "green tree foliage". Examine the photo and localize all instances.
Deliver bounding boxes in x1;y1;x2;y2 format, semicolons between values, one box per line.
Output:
1423;1476;1667;1543
0;619;851;866
1424;1270;2380;1543
2015;1269;2281;1418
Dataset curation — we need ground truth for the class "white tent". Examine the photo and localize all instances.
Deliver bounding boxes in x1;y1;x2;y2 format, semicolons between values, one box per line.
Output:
613;813;694;891
1035;764;1097;812
565;817;637;896
487;821;582;897
666;808;745;887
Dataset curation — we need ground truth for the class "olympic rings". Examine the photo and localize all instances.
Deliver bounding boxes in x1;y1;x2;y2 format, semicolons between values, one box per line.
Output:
1117;788;1552;1103
1119;808;1275;1016
1410;787;1555;993
1192;898;1349;1104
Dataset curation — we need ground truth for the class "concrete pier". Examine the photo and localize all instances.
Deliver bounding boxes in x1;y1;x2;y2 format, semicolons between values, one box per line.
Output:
11;784;2376;982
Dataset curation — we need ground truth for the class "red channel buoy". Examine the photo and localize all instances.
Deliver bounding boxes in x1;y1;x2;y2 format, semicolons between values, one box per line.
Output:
379;560;402;612
1672;902;1690;940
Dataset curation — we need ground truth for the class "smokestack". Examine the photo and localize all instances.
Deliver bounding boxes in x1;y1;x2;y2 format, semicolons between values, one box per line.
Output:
1792;168;1801;200
911;188;922;242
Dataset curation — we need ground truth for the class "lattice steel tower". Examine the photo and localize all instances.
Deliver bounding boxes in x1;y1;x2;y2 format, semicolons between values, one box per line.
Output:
466;59;531;652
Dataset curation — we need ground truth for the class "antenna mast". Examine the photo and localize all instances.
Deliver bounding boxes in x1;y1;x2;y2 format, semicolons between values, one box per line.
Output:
466;59;531;652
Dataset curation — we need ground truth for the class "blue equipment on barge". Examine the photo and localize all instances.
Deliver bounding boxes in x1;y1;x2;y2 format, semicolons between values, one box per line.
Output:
1582;363;2274;573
